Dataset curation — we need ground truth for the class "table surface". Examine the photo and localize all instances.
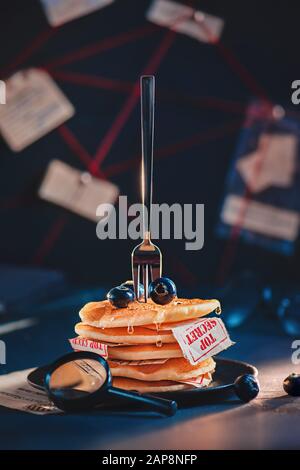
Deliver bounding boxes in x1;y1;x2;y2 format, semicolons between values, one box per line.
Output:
0;303;299;450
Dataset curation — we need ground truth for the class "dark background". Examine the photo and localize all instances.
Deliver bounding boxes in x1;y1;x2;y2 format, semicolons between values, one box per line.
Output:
0;0;299;289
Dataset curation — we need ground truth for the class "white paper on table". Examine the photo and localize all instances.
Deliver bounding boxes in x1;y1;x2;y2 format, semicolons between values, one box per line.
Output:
146;0;224;43
39;160;119;221
0;368;60;415
0;69;74;152
40;0;114;27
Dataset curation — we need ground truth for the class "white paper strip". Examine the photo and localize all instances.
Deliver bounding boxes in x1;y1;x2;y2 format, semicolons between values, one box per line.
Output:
172;317;233;365
69;337;108;358
0;368;60;415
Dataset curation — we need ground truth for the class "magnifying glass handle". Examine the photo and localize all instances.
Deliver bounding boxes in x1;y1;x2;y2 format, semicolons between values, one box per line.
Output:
108;386;177;417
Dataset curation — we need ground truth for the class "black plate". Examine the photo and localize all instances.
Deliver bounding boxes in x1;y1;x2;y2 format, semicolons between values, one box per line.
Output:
27;358;258;406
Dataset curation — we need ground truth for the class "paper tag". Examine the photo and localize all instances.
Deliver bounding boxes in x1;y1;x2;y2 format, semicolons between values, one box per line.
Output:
110;359;169;366
221;194;299;242
40;0;114;27
172;317;233;366
237;134;297;193
147;0;224;43
178;372;212;388
69;337;108;358
0;368;60;415
0;69;74;152
39;160;119;221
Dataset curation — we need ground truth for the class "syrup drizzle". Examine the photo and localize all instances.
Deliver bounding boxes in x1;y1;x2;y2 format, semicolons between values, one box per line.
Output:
215;306;222;314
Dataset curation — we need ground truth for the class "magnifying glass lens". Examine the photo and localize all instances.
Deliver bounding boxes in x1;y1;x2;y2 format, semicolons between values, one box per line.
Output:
49;359;107;400
45;352;176;416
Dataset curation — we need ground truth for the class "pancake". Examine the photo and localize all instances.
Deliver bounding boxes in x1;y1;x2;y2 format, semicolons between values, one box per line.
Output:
75;322;175;345
109;357;215;381
108;343;182;360
144;318;205;330
113;377;190;392
79;298;221;329
113;373;212;392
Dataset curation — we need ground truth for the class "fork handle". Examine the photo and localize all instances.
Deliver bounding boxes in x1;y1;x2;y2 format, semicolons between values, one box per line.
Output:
141;75;155;238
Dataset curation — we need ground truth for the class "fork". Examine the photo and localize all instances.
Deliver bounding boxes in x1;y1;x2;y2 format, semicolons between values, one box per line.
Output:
131;75;162;302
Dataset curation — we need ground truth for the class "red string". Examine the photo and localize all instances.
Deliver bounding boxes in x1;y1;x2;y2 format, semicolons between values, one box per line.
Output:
51;69;133;93
89;30;176;175
103;119;241;178
43;24;156;70
1;27;58;78
57;124;103;178
216;128;275;284
32;28;178;264
32;214;69;265
52;68;246;117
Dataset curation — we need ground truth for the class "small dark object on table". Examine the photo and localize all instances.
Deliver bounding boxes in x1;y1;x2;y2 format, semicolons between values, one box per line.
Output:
234;374;260;402
283;373;300;397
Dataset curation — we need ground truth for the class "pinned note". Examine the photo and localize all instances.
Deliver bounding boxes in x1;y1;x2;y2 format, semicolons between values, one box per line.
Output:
237;134;297;193
39;159;119;221
0;69;74;152
146;0;224;43
217;101;300;255
40;0;114;26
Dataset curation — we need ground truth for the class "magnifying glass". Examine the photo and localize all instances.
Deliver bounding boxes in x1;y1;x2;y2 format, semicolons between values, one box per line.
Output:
44;351;177;417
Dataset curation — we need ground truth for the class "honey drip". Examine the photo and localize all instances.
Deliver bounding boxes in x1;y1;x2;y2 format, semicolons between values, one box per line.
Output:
127;324;134;335
156;338;163;348
215;306;222;314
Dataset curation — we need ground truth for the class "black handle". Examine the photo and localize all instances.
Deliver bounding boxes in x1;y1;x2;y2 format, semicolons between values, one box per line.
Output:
140;75;155;237
108;386;177;417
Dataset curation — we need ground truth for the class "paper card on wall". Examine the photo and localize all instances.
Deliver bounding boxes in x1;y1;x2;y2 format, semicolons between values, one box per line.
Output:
216;101;300;255
221;195;299;242
0;69;74;152
39;159;119;221
236;134;297;193
40;0;114;26
146;0;224;43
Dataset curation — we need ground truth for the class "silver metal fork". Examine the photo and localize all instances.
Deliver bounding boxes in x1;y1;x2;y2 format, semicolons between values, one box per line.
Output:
131;75;162;302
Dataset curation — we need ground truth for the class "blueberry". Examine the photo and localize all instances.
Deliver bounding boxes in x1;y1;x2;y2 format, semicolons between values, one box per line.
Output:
149;277;177;305
120;280;144;299
107;286;134;308
234;374;260;402
283;373;300;396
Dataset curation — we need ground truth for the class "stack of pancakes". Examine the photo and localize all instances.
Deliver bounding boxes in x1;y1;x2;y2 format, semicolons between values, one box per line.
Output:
75;297;221;392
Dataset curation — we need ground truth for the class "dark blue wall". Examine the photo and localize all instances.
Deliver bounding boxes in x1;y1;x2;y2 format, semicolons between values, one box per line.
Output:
0;0;299;287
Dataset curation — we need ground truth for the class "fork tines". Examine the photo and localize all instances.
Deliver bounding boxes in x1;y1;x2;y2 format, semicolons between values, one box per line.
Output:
132;243;162;302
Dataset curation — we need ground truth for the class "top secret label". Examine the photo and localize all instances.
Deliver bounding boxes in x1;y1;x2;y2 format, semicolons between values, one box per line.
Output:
172;317;233;365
